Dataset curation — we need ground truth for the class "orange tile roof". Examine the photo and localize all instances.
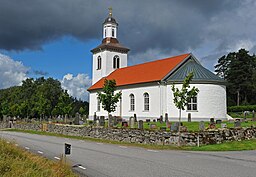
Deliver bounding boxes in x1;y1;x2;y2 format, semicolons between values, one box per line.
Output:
88;53;190;91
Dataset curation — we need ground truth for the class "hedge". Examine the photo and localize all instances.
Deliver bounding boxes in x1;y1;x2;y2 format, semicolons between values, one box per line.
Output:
228;105;256;112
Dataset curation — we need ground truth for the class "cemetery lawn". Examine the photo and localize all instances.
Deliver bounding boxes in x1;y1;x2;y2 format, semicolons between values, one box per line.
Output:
0;138;77;177
4;129;256;151
184;139;256;151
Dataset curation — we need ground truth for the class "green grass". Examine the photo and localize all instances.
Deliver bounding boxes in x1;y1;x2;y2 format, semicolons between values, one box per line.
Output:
228;112;254;118
4;129;256;151
184;139;256;151
0;138;77;177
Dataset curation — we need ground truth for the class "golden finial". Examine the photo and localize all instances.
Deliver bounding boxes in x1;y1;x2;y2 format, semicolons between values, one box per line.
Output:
108;7;112;17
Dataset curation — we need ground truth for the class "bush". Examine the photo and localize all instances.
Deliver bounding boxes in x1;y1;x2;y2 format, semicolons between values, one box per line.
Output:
228;105;256;112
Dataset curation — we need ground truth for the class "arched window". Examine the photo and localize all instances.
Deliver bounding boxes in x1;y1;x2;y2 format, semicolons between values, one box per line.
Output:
97;97;101;111
97;56;101;70
112;29;115;37
130;94;135;111
113;55;120;69
143;93;149;111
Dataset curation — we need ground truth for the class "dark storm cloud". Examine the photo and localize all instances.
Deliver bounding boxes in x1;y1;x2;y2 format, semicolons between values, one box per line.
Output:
0;0;255;61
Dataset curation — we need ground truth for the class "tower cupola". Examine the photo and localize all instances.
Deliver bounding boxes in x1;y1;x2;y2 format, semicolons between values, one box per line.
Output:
103;7;118;39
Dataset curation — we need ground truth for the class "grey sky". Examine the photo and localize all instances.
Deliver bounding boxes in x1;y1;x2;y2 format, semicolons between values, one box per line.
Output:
0;0;255;69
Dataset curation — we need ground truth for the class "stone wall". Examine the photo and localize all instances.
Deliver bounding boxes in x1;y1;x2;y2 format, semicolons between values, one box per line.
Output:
1;122;256;146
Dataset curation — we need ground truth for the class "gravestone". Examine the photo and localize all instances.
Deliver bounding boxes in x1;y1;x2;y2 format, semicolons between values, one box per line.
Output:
96;119;100;127
234;120;241;128
199;121;205;131
113;116;118;126
165;113;168;122
74;112;80;125
122;121;128;127
216;120;222;124
146;119;150;123
64;114;68;123
138;120;144;129
99;116;105;126
129;117;135;128
150;124;157;129
188;113;191;122
108;114;113;127
93;112;97;124
3;115;7;122
252;110;256;121
171;122;179;132
160;127;166;131
134;114;137;122
221;123;227;128
210;118;215;124
160;115;163;123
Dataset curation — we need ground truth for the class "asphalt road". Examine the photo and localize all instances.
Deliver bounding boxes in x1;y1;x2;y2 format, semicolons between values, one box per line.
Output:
1;131;256;177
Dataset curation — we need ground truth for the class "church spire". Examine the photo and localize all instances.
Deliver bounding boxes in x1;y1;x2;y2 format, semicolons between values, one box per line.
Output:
108;7;112;17
103;8;118;39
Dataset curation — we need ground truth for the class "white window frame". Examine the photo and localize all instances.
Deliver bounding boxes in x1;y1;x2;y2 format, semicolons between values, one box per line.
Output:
143;93;149;111
113;55;120;69
187;96;197;111
130;94;135;111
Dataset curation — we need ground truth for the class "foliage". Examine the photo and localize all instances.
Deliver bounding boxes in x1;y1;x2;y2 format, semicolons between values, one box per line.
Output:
215;49;256;106
0;77;89;118
97;79;121;115
171;72;199;111
0;139;77;177
228;105;256;112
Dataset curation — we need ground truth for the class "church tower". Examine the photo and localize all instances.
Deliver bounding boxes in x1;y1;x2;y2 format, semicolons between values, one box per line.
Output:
91;8;130;84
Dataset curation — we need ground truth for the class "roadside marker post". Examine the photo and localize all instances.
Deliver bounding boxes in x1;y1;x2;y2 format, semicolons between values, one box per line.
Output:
64;143;71;164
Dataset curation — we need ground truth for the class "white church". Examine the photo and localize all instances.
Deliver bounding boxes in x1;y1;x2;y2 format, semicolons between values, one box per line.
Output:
88;10;227;121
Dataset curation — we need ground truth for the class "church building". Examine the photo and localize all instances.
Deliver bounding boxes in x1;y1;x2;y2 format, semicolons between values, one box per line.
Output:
88;9;227;121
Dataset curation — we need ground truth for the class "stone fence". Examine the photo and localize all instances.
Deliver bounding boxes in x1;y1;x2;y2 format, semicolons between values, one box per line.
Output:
1;122;256;146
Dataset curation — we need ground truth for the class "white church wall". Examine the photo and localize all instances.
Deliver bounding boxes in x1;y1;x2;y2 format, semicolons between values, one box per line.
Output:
166;84;227;121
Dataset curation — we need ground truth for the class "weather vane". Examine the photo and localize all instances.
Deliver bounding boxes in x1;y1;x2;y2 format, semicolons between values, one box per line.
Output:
108;7;112;17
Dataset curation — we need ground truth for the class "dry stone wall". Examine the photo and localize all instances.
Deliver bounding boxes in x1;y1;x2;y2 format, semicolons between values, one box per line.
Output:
1;123;256;146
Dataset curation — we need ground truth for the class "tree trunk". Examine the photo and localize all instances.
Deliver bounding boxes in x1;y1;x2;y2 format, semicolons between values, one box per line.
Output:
237;90;240;106
178;108;181;147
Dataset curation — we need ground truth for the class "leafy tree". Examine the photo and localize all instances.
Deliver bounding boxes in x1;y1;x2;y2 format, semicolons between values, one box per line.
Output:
97;79;121;119
171;72;199;146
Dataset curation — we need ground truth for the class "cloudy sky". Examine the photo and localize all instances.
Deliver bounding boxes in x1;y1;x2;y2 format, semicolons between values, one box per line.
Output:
0;0;255;100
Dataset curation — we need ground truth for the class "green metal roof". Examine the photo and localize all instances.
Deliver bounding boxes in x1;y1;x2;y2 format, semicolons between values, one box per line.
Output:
166;58;226;83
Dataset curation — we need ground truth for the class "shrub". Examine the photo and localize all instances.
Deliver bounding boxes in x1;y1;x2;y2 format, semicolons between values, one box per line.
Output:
228;105;256;112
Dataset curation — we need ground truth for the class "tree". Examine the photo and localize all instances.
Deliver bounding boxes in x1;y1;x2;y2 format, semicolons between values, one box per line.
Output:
97;79;121;121
171;72;199;146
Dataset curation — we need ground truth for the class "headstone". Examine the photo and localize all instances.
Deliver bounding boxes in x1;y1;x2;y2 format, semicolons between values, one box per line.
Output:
146;119;150;123
129;117;135;128
99;116;105;126
122;121;128;127
3;115;7;122
234;120;241;128
134;114;137;122
209;123;216;129
221;123;227;128
216;119;222;124
96;119;100;127
74;112;80;125
64;114;68;123
210;118;215;124
160;115;163;123
252;110;256;121
108;114;113;127
93;112;97;124
164;113;168;122
150;124;157;129
171;122;179;132
138;120;143;129
188;113;191;122
199;121;205;131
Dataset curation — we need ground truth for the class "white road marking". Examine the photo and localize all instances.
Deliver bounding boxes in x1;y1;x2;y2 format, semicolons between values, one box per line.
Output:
78;166;86;170
119;146;127;148
25;147;30;150
147;149;158;153
54;157;60;160
96;143;103;145
37;151;43;154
